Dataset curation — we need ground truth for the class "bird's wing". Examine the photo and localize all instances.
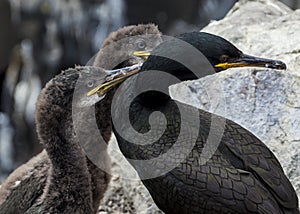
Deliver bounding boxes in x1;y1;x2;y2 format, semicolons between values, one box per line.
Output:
223;119;298;210
164;152;283;213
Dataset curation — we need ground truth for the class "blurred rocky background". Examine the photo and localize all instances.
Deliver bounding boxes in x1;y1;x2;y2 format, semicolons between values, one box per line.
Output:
0;0;299;213
1;0;241;182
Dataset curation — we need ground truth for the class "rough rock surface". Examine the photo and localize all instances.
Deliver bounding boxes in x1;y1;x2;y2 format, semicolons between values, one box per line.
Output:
99;0;300;212
98;136;163;213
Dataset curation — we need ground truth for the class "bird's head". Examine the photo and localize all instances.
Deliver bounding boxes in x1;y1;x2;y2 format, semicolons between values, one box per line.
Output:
136;32;286;79
182;32;286;72
92;23;162;70
83;24;162;98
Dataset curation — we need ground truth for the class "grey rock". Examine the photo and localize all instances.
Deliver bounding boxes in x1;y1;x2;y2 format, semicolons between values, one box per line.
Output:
99;136;163;213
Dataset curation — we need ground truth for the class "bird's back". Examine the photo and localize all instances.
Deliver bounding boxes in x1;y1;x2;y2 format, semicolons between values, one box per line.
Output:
114;97;299;213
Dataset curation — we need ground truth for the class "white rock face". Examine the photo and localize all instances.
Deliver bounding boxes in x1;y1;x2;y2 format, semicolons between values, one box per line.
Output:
170;0;300;200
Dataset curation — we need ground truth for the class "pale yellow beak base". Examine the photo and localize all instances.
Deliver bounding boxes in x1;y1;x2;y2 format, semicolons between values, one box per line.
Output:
133;51;151;60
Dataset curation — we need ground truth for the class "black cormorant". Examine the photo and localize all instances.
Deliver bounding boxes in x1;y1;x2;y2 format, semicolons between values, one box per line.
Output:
0;24;162;213
90;32;298;213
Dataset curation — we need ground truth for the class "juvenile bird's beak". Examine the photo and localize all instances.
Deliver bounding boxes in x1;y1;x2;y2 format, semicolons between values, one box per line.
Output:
86;64;142;97
133;51;151;60
215;54;286;71
87;50;155;97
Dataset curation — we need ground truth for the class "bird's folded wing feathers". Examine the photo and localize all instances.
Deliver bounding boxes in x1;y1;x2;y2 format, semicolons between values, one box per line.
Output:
223;120;298;209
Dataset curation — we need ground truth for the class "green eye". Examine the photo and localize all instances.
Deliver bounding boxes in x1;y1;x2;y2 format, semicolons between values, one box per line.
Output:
220;54;229;62
87;80;94;88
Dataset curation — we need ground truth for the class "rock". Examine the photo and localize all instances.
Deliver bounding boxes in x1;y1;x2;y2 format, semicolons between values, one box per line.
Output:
99;135;163;213
170;0;300;202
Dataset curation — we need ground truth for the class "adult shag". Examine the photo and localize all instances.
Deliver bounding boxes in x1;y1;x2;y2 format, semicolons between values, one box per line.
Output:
0;24;162;213
90;32;298;213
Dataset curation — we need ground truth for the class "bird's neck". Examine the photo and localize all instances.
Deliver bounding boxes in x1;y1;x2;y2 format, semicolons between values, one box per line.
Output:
94;89;115;142
35;72;93;211
35;71;81;166
116;90;182;162
135;91;171;109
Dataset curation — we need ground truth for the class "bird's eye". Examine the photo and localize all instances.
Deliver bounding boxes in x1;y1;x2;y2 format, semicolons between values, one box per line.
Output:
87;80;94;88
136;40;146;50
220;55;229;62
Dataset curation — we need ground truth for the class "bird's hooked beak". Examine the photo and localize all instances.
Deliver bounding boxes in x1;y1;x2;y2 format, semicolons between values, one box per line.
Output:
86;63;142;97
214;54;286;71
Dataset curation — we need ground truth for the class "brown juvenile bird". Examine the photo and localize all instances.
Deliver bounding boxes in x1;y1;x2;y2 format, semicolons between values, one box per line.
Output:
0;23;162;213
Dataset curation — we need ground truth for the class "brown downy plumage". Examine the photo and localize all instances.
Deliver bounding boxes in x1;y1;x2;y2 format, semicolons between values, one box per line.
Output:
0;23;162;213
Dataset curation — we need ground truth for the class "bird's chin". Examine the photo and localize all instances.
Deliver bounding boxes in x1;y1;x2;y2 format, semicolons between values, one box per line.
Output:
76;94;106;108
